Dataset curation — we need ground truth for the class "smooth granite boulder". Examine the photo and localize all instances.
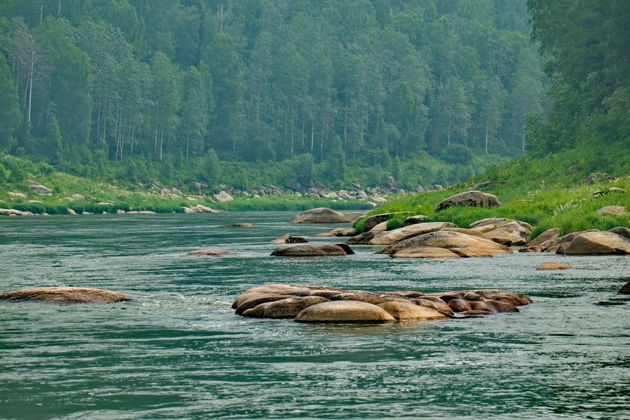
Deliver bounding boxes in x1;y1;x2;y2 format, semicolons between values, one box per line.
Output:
564;231;630;255
379;230;510;256
369;222;457;245
377;301;447;321
0;287;131;304
295;300;396;323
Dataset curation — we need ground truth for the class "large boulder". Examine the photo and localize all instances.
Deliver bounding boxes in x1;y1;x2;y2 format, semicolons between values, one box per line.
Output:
295;300;396;323
564;231;630;255
379;230;510;256
377;301;447;321
290;208;358;224
271;243;354;257
528;228;561;247
0;287;131;304
391;246;460;259
29;183;52;195
213;191;233;202
369;222;457;245
483;221;531;246
242;296;329;318
435;191;500;212
596;206;626;216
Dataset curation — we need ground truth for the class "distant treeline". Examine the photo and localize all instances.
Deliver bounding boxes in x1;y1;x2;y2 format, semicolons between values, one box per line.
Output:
0;0;545;187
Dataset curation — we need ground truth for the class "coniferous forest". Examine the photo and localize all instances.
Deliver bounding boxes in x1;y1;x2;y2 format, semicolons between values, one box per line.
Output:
0;0;547;190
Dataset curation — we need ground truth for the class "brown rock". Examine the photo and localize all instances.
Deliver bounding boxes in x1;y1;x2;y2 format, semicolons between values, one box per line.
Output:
235;294;291;315
528;228;561;247
378;301;447;321
346;231;383;244
295;300;396;323
485;300;519;313
271;243;354;257
450;247;494;258
0;287;131;304
519;246;545;253
290;208;359;224
391;246;460;259
369;222;457;245
270;234;308;244
609;226;630;239
448;299;472;312
435;191;500;212
413;297;454;315
537;261;573;270
485;221;530;246
224;223;254;228
242;296;329;318
380;231;510;256
369;221;389;232
596;206;626;216
564;231;630;255
313;228;359;237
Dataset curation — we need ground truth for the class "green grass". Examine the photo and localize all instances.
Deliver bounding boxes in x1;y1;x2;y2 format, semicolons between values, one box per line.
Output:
355;177;630;238
0;154;372;214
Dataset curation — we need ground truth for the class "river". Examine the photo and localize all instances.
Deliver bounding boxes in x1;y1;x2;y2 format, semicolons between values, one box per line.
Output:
1;212;628;419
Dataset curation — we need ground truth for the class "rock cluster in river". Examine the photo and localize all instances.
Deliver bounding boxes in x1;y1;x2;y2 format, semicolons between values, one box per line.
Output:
0;287;131;304
232;284;532;323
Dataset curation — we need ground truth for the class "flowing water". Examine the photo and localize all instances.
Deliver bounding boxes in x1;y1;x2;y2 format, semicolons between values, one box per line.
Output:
0;212;629;419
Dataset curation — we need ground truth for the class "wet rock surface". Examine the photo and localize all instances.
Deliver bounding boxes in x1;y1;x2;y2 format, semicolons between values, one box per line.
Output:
233;284;532;323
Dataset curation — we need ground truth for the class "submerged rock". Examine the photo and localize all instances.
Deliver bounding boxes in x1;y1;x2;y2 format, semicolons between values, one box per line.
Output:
537;261;573;270
619;281;630;294
224;223;254;227
187;249;236;256
0;287;131;304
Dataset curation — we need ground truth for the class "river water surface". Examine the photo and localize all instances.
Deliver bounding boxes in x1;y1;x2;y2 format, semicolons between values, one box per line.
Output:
0;212;629;419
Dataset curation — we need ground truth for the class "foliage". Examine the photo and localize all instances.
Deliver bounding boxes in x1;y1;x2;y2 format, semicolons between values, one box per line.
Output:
356;176;630;237
0;0;545;190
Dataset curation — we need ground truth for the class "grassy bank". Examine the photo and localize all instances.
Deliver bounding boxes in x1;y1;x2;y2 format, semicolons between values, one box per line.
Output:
355;176;630;238
0;155;371;214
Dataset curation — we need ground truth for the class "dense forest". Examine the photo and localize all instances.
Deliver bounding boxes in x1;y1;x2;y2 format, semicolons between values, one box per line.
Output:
526;0;630;160
0;0;546;190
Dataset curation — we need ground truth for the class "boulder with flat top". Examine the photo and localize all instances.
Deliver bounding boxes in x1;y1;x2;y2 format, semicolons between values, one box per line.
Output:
0;287;131;304
435;191;500;212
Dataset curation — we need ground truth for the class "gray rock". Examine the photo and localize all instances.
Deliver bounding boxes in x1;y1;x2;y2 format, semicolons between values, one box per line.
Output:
435;191;500;212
